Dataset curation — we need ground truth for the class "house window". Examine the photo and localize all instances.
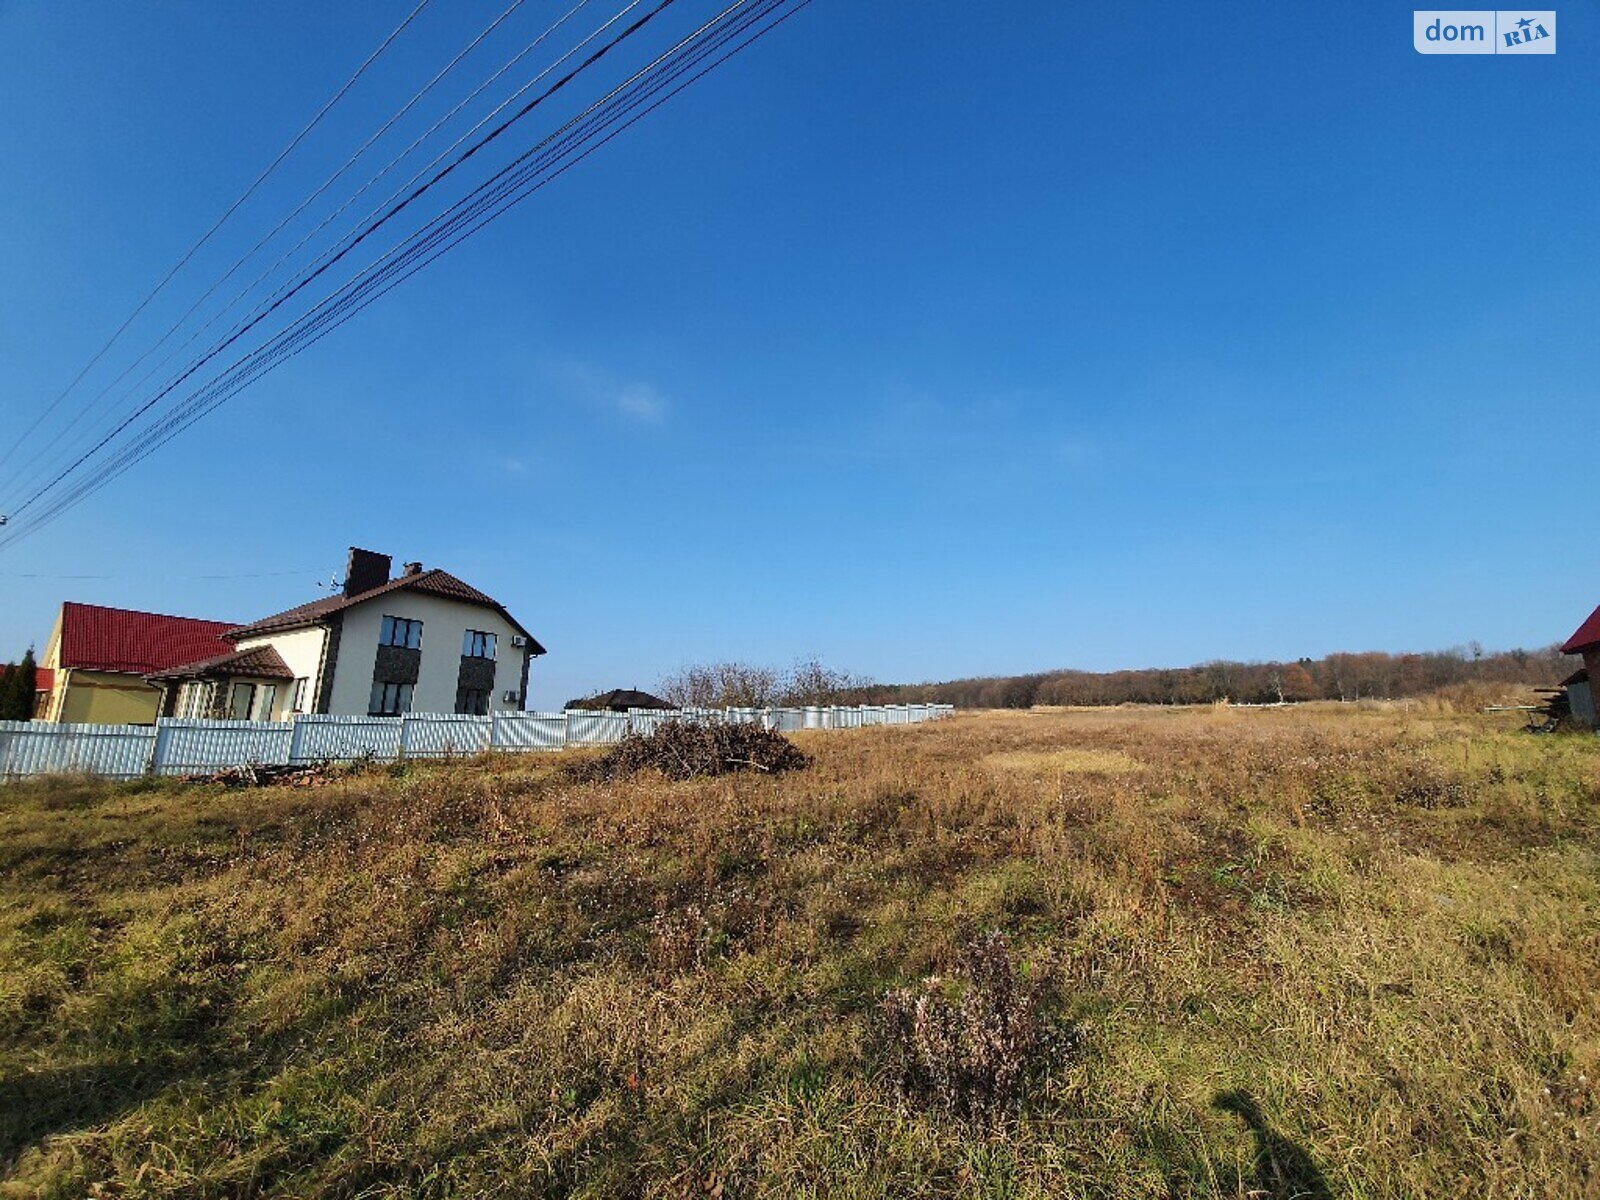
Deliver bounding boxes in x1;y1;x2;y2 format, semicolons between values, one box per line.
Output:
379;615;422;649
369;681;414;716
290;677;309;712
229;682;256;721
462;630;496;659
255;684;277;721
456;688;489;716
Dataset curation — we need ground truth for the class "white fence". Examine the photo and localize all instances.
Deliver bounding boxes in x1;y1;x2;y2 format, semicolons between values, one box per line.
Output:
0;704;953;782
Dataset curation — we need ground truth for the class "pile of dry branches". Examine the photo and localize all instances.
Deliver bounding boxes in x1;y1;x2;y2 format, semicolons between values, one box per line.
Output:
566;719;810;782
181;762;337;788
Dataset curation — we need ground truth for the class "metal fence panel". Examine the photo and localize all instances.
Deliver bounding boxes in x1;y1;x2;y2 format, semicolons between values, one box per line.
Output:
491;711;568;751
628;708;675;736
769;708;804;732
0;720;156;779
152;718;292;775
289;715;403;764
401;713;493;758
566;709;629;745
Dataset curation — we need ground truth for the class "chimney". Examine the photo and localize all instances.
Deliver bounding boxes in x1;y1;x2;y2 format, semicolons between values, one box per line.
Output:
344;547;391;597
402;561;423;576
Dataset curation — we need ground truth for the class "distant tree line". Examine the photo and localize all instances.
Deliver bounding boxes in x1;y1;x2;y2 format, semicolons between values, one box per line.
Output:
835;645;1570;709
0;649;38;721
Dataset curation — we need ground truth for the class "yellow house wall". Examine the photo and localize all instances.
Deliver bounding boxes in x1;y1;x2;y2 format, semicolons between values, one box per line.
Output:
57;670;164;725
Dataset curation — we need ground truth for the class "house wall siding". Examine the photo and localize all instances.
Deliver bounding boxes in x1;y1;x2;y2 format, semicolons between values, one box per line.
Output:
234;626;328;720
326;592;524;716
57;670;164;725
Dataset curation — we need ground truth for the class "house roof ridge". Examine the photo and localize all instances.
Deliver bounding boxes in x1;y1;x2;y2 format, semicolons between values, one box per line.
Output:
222;565;543;653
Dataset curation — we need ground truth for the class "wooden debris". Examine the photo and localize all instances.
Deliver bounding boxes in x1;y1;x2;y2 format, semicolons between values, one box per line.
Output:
565;720;810;782
181;762;337;788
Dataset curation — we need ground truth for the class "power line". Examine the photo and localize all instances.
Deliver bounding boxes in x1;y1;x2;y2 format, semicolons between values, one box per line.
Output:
0;0;535;512
0;0;432;481
0;0;811;551
5;0;802;548
0;568;321;581
7;0;619;514
4;0;681;526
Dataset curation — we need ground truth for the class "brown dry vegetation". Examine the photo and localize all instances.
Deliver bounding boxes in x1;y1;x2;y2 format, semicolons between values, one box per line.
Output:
1;704;1597;1198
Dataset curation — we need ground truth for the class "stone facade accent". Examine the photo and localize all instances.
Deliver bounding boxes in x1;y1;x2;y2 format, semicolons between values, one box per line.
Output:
313;613;344;714
373;644;422;685
455;655;497;713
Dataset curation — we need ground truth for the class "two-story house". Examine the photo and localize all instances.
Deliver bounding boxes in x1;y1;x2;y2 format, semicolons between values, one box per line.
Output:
148;548;545;721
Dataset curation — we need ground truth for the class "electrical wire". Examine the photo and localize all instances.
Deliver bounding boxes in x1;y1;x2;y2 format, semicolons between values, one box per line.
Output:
10;0;800;543
0;0;811;551
5;0;681;525
0;0;533;512
0;0;432;480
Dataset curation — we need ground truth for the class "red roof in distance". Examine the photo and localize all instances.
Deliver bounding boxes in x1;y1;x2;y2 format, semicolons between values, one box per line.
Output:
57;602;237;676
1561;603;1600;655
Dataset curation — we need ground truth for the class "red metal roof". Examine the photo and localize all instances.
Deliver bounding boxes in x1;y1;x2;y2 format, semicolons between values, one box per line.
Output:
1562;604;1600;655
57;602;237;676
33;668;54;694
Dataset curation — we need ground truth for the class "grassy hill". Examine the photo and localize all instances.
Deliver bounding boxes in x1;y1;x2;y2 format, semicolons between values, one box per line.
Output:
2;705;1597;1198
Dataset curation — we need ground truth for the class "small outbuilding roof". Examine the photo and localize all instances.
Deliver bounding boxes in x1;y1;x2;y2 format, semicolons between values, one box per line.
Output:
564;688;674;712
1561;604;1600;655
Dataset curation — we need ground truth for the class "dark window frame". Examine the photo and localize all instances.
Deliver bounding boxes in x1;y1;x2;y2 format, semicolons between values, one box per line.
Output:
461;629;496;660
229;682;257;721
379;615;423;649
368;680;414;716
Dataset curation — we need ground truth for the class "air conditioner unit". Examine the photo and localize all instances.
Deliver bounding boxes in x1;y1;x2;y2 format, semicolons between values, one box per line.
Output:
502;691;521;703
510;635;527;648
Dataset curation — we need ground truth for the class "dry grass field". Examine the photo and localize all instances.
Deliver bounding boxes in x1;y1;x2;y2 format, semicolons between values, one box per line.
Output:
1;704;1597;1198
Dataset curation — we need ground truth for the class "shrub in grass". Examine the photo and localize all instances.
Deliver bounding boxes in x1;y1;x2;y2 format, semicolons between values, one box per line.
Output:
878;930;1045;1119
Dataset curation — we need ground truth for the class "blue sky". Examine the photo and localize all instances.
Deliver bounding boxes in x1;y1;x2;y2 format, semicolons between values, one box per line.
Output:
0;2;1595;709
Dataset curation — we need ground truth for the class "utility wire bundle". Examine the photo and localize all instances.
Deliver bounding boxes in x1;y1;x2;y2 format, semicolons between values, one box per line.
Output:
0;0;809;552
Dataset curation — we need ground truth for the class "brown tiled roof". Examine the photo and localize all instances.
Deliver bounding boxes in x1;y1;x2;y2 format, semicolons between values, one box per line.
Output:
225;569;544;652
148;644;295;681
